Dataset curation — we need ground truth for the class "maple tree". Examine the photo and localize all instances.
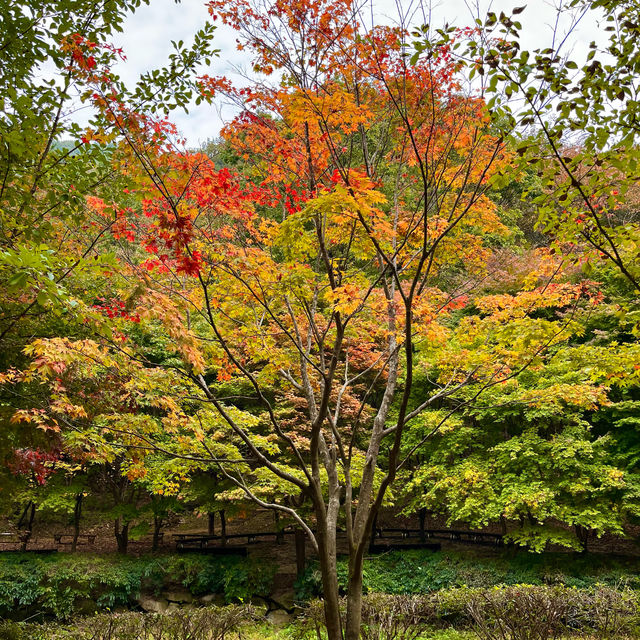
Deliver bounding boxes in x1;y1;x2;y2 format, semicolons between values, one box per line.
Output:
0;0;218;554
400;251;640;551
2;0;640;638
6;2;605;638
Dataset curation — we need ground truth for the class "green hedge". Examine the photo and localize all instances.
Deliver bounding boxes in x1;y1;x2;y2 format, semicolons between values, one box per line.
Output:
0;553;275;621
295;549;640;600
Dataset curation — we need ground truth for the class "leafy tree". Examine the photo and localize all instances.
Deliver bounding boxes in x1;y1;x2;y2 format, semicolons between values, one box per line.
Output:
6;3;601;638
3;1;640;638
412;1;640;291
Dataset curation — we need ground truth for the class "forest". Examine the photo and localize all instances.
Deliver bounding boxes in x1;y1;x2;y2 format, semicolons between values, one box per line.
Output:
1;0;640;638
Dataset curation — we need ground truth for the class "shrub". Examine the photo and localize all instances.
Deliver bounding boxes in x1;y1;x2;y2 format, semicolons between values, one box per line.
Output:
467;585;578;640
9;606;256;640
575;585;640;638
299;594;441;640
467;584;640;640
0;621;29;640
294;550;640;601
0;553;274;621
360;593;436;640
297;585;640;639
154;605;257;640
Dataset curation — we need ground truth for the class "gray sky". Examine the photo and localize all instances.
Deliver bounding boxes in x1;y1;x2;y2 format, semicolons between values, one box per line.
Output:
106;0;605;146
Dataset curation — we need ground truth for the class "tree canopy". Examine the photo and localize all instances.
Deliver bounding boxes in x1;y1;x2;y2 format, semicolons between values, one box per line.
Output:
1;1;639;638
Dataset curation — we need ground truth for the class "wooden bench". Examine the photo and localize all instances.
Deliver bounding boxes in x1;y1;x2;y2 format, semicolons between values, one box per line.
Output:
174;533;219;549
173;535;248;556
53;534;97;546
178;546;248;556
372;527;504;547
174;529;294;551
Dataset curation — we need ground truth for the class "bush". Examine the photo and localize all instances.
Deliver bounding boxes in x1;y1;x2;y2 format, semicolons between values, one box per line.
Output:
467;585;578;640
574;585;640;638
4;606;256;640
294;550;640;601
298;593;445;640
0;553;275;621
360;594;436;640
296;585;640;639
467;585;640;640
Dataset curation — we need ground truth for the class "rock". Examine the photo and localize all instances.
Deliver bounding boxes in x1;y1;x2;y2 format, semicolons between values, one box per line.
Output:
266;609;293;626
137;595;169;613
164;589;194;604
199;593;226;606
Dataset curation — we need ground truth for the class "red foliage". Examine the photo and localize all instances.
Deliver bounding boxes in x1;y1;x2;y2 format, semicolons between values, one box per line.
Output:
8;448;60;485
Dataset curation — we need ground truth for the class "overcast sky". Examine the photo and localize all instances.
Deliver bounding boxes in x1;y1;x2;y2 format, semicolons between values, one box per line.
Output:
105;0;606;147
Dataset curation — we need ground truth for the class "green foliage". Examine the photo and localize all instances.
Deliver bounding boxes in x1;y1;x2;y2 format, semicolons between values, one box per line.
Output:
0;553;275;621
400;287;640;551
295;550;640;600
0;605;255;640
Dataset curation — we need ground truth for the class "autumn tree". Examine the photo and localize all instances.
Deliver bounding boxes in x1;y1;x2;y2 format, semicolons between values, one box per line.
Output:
0;0;220;548
400;250;640;551
3;1;613;638
8;2;592;639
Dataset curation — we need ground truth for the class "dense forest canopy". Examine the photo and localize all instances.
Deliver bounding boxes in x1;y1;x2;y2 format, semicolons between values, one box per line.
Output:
1;0;639;638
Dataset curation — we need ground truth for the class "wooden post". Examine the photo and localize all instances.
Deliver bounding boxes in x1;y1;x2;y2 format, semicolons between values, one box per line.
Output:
152;515;163;551
274;510;284;544
368;512;378;552
71;493;83;552
219;509;226;545
294;528;306;577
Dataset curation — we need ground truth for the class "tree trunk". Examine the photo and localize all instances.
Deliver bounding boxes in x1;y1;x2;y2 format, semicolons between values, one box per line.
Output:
345;556;365;640
317;534;343;640
19;502;36;551
419;507;427;543
17;500;32;529
208;511;215;535
219;509;226;545
274;510;284;544
344;519;372;640
295;528;306;577
71;493;83;552
368;512;378;552
575;525;589;554
152;515;163;552
115;518;129;554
